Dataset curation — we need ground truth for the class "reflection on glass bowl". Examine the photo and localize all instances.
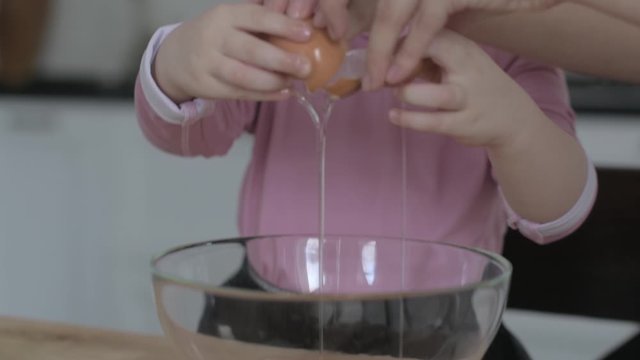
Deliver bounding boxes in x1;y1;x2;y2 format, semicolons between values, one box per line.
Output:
152;235;512;360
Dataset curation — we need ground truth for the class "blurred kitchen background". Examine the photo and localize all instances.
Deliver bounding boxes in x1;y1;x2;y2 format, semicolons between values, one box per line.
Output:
0;1;639;359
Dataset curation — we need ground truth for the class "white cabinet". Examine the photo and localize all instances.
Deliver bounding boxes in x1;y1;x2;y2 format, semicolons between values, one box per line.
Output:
576;113;640;169
0;98;251;333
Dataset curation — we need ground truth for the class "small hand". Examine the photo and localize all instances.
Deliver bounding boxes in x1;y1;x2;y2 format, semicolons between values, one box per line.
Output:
390;30;544;150
154;3;313;103
317;0;561;90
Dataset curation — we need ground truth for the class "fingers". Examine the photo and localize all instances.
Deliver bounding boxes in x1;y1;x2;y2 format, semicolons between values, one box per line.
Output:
264;0;289;13
255;0;317;20
316;0;350;40
223;31;311;78
424;30;477;71
364;0;417;91
493;0;560;11
315;0;369;41
196;67;292;102
313;9;327;28
213;56;292;93
396;83;466;111
345;0;379;40
389;108;459;135
234;4;312;42
386;2;448;84
286;0;317;19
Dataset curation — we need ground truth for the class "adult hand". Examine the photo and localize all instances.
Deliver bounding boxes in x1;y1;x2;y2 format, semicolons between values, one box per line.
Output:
251;0;318;19
317;0;562;90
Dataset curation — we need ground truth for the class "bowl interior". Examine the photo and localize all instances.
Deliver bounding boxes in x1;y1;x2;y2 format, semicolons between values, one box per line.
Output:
152;235;511;360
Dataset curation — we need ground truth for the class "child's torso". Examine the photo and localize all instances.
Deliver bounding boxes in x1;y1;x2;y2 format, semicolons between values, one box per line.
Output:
238;88;507;254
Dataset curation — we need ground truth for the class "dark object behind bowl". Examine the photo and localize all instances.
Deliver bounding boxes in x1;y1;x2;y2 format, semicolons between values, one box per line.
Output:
503;167;640;359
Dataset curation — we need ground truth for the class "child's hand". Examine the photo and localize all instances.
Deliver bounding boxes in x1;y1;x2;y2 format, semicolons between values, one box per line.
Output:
390;30;543;150
252;0;317;19
154;3;313;103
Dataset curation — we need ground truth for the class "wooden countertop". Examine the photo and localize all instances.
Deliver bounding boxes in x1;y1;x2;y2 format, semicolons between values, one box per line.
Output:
0;316;177;360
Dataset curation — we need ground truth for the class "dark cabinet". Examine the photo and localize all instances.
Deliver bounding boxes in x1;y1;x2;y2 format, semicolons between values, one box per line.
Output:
503;168;640;358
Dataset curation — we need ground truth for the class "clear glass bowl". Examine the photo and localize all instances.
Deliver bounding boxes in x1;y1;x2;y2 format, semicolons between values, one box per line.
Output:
151;235;512;360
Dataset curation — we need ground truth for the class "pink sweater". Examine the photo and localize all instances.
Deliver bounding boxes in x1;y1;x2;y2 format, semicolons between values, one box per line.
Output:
136;25;597;260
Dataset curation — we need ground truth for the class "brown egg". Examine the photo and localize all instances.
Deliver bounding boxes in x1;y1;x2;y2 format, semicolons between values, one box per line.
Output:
321;58;441;100
325;58;441;99
269;21;347;93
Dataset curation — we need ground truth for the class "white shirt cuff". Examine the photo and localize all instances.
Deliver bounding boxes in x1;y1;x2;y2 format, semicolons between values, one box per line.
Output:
505;160;598;244
139;24;217;125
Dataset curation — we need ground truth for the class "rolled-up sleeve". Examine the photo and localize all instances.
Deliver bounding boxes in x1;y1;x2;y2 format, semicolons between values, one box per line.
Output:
497;51;598;244
501;163;598;244
134;24;258;158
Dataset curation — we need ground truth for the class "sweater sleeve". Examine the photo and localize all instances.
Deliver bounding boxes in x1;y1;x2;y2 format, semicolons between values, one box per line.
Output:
134;24;259;158
498;53;598;244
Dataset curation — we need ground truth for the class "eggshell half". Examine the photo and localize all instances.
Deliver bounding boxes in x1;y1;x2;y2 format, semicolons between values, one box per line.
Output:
269;21;347;92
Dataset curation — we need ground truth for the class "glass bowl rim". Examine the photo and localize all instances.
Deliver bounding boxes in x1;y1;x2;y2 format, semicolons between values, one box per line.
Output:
151;234;513;302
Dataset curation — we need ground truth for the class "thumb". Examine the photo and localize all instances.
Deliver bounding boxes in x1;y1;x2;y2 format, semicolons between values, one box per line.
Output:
317;0;350;40
344;0;377;40
425;30;474;72
286;0;318;19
